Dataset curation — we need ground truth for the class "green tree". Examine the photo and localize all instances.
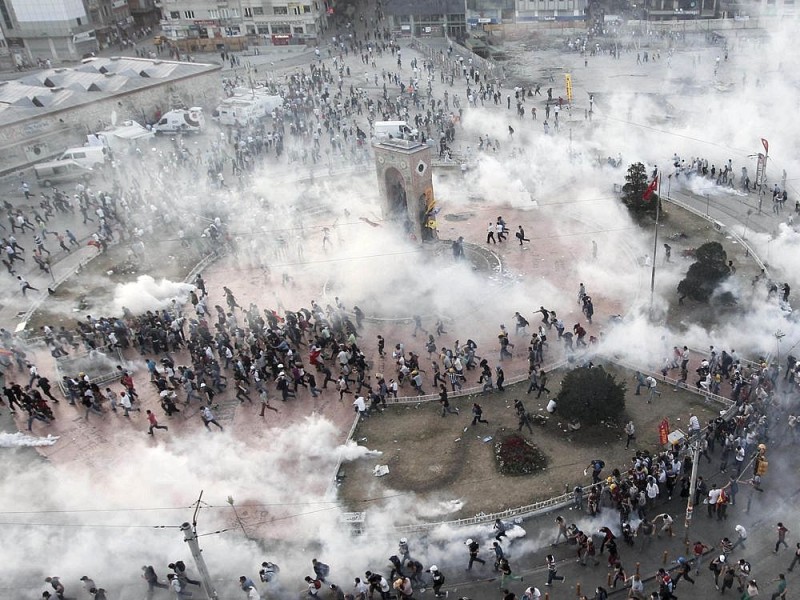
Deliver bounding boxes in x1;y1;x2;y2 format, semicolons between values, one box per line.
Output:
621;162;660;221
677;241;729;303
555;365;626;425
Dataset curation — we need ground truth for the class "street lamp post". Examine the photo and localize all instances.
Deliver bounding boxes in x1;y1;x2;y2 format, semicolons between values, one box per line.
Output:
775;330;786;375
742;209;753;240
649;173;671;315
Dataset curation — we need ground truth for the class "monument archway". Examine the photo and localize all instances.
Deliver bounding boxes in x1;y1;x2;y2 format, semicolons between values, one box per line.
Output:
373;138;435;242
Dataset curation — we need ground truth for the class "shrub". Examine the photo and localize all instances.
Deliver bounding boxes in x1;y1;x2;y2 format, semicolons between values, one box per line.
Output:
555;365;626;426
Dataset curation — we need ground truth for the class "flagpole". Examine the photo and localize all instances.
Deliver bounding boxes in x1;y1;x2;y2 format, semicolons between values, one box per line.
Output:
649;173;661;314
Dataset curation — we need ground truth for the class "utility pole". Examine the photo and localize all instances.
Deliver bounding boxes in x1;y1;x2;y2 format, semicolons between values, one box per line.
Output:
755;138;769;214
182;491;219;599
683;432;702;547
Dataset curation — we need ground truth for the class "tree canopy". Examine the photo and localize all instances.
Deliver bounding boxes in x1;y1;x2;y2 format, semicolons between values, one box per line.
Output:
677;241;730;303
621;162;660;221
555;365;626;425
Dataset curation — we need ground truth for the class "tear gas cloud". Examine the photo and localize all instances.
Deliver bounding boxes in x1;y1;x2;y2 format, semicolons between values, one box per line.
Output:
110;275;195;315
6;19;800;598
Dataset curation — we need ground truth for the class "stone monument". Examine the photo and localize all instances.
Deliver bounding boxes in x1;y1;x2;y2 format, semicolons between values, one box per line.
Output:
373;138;437;242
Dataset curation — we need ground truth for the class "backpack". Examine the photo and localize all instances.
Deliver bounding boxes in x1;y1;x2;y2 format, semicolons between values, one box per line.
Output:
740;561;751;575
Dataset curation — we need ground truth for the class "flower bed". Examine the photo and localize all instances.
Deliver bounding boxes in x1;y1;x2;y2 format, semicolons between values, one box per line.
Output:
495;433;549;476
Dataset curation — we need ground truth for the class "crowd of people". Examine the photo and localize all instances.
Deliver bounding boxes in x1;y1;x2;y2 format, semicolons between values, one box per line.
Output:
0;0;797;597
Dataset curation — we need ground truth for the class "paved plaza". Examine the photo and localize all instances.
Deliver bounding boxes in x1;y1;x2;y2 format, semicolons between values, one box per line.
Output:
0;5;798;599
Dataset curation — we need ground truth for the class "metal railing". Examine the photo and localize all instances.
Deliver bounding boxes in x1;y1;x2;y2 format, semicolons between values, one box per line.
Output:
391;490;576;534
664;192;768;275
607;354;734;410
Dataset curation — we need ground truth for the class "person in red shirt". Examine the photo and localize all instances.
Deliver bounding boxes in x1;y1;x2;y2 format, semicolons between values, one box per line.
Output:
121;372;139;399
146;410;168;436
776;523;790;553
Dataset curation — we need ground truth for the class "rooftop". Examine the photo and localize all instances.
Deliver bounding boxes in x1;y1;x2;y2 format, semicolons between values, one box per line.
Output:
0;56;220;128
384;0;466;16
374;138;429;152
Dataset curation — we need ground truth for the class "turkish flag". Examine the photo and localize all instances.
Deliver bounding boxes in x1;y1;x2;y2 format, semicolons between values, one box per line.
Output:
643;177;658;201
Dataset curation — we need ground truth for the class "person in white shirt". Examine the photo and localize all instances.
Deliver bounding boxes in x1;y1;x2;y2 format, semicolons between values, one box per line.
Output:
688;413;701;434
734;445;746;475
734;524;747;550
201;406;223;431
524;586;542;599
353;396;366;418
353;577;369;600
707;485;721;518
168;574;190;598
646;376;661;404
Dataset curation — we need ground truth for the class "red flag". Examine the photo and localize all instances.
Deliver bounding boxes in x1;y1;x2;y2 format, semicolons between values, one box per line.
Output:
761;138;769;153
643;177;658;201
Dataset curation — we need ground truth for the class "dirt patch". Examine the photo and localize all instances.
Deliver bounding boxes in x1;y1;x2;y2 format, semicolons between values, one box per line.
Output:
26;239;204;332
338;363;720;523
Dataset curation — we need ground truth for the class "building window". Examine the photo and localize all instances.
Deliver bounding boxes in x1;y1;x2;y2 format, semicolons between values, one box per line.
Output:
272;24;290;32
244;7;253;17
0;0;13;30
230;8;239;16
184;10;195;18
76;17;82;25
292;25;304;33
253;6;264;14
169;11;180;19
219;8;228;18
274;6;288;14
208;9;218;18
291;4;302;14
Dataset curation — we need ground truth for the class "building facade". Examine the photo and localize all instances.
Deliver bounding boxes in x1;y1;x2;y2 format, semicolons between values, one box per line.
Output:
515;0;588;22
384;0;467;38
0;0;98;64
465;0;514;27
157;0;329;47
129;0;161;27
84;0;135;48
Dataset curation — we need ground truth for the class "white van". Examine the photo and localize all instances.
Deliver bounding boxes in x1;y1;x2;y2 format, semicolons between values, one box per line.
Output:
57;145;107;169
153;107;205;135
34;159;93;188
374;121;419;141
212;95;284;126
88;121;154;154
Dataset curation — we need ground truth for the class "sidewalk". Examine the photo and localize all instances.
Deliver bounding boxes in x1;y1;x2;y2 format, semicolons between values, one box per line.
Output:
435;438;792;600
666;179;789;276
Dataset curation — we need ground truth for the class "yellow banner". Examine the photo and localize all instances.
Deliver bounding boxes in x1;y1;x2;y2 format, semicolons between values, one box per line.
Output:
565;73;573;103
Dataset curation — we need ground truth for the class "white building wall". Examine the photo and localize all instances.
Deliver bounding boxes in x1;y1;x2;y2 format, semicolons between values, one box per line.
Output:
10;0;87;23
